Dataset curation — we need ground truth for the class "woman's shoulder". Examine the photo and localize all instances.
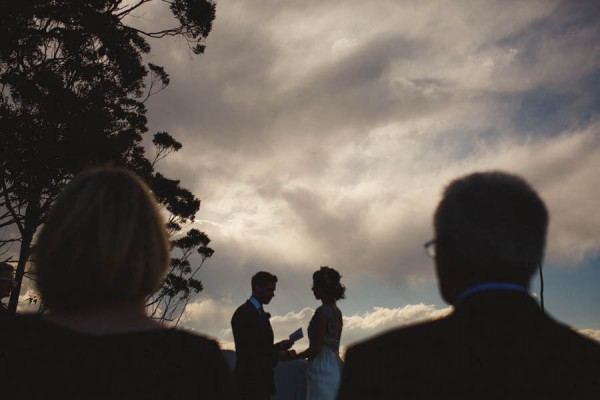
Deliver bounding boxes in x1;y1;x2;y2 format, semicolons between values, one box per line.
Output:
166;327;222;351
9;313;220;351
103;325;224;358
315;304;339;318
4;316;234;398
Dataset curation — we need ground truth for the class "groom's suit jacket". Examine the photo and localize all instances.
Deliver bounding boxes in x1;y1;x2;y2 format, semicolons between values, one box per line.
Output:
231;300;279;399
338;290;600;399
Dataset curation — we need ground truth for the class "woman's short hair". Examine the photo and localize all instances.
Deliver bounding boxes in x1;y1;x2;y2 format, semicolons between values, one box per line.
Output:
35;166;170;311
313;266;346;301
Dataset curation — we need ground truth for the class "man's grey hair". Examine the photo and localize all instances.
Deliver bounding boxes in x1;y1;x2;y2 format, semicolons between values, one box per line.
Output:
434;171;548;279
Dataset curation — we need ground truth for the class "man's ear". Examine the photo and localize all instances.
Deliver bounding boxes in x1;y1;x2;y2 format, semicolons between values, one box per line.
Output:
435;237;463;304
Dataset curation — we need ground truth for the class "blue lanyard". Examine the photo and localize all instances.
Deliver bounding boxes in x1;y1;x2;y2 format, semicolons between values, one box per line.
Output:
455;282;529;305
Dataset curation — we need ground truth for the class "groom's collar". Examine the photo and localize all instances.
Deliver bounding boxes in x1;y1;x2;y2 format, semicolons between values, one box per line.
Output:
249;296;262;310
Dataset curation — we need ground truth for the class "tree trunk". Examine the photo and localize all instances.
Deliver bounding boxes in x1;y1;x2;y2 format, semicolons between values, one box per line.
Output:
8;196;39;314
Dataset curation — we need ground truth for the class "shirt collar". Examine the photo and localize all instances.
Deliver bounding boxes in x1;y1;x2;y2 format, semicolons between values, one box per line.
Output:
249;296;262;310
455;282;529;305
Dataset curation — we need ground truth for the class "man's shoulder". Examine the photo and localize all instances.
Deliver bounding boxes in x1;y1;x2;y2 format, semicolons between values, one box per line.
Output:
542;315;600;356
231;301;253;322
235;300;253;312
347;316;452;362
340;316;455;397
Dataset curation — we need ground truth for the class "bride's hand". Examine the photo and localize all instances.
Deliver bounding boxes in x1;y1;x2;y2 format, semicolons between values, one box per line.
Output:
278;349;296;361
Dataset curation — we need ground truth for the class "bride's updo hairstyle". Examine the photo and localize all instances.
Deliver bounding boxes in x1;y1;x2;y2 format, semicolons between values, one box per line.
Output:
35;166;170;311
313;266;346;301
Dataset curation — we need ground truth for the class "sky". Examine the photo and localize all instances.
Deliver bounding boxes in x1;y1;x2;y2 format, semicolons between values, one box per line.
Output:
123;0;600;349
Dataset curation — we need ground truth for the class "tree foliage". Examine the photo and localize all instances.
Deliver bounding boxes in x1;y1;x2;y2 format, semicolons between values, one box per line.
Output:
0;0;216;323
147;228;214;326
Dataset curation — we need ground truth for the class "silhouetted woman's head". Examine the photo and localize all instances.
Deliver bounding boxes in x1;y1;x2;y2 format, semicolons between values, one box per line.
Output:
35;166;170;311
312;266;346;301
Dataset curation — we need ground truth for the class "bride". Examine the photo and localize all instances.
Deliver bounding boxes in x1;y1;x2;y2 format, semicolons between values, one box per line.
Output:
296;266;345;400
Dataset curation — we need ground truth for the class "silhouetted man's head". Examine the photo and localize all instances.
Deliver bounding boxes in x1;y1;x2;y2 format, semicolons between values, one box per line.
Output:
433;171;548;304
251;271;278;305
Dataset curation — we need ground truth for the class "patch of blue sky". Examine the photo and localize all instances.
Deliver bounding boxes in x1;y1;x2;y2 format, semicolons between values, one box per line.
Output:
507;75;600;136
496;1;600;65
430;126;506;162
509;89;578;136
346;257;600;331
531;257;600;329
580;69;600;118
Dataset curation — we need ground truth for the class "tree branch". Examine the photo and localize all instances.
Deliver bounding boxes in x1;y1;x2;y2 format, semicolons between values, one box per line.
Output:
124;25;183;39
0;178;24;235
174;258;206;327
115;0;153;18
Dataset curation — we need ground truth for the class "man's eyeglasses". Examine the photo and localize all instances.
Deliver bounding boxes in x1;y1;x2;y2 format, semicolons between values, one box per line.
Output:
424;239;436;259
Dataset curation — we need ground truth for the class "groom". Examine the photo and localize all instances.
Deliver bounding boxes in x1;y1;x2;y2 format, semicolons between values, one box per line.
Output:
231;271;294;400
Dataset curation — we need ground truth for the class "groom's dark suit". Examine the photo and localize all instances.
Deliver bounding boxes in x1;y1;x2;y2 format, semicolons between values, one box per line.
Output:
232;300;279;400
338;290;600;399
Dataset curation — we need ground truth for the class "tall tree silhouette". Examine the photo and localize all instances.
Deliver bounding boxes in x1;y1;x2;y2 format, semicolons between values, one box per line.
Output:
0;0;216;322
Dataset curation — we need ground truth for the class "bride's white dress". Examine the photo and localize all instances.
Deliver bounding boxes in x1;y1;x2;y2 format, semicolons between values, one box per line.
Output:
306;305;343;400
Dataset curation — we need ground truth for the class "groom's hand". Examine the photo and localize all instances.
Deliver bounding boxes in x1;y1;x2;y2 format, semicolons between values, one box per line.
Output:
276;339;293;350
278;349;296;361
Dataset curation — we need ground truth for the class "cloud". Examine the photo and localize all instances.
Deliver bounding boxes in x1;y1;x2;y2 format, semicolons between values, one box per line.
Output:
0;0;596;352
189;303;453;351
341;304;452;345
178;119;600;300
179;298;598;354
134;0;600;342
16;287;41;313
578;329;600;343
178;297;237;348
